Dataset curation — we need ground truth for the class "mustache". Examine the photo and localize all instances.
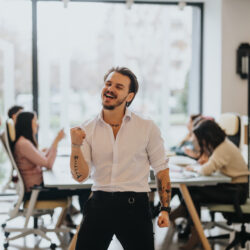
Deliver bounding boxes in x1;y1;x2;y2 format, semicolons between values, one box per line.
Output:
104;91;117;98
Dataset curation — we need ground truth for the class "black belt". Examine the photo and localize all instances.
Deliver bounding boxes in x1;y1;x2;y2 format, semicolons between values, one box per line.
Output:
92;191;148;204
93;191;147;197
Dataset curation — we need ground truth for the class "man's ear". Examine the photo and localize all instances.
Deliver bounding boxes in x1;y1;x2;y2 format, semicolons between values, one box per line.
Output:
126;92;135;103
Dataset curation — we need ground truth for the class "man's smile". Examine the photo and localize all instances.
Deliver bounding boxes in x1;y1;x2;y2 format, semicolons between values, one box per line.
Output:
104;92;116;100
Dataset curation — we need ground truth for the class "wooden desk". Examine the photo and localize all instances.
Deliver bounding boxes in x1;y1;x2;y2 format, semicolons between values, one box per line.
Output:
43;156;232;250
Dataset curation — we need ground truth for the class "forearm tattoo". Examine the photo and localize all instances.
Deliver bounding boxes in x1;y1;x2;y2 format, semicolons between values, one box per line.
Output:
73;155;83;180
157;177;171;207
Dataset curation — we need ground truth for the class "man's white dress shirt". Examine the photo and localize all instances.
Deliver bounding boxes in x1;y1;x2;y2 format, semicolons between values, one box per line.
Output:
81;109;168;192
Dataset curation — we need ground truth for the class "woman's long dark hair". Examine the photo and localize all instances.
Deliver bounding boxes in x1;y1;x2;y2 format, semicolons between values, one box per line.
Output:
15;112;38;148
193;119;226;157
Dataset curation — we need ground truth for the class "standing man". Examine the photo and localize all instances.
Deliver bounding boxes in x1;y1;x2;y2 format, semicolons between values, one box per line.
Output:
70;67;171;250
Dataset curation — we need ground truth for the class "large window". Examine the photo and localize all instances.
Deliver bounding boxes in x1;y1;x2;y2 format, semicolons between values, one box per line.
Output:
0;0;32;115
0;0;202;188
0;0;32;187
37;1;202;148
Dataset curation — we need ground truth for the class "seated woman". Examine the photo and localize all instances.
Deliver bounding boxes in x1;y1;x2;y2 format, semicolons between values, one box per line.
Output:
171;119;249;250
14;111;65;195
168;115;209;215
170;114;201;158
13;112;90;223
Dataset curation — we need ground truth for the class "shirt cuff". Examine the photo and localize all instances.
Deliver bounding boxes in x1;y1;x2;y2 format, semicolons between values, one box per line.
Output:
152;161;169;175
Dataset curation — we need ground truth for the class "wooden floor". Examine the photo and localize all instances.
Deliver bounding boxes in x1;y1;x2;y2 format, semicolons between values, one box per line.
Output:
0;196;248;250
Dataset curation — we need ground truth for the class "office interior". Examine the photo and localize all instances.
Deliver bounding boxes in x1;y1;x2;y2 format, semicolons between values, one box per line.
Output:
0;0;250;249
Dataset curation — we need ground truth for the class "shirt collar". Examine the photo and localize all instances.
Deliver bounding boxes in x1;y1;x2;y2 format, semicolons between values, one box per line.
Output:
98;108;132;125
124;108;132;121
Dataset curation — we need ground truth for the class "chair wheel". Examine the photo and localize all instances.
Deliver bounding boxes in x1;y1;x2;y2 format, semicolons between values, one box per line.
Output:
3;242;9;249
4;232;10;238
50;243;57;249
2;223;6;229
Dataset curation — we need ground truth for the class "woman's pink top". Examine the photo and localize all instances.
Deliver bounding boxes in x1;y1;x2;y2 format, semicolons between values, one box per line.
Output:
14;136;57;192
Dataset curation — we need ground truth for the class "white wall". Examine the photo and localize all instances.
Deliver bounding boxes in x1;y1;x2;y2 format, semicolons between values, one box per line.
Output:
221;0;250;115
203;0;222;119
203;0;250;118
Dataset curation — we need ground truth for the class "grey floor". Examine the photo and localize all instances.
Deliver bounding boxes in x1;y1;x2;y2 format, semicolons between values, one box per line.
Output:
0;195;249;250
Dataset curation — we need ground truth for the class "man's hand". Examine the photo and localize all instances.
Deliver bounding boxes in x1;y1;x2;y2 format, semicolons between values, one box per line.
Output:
156;168;171;228
70;127;86;145
157;211;169;227
70;127;89;182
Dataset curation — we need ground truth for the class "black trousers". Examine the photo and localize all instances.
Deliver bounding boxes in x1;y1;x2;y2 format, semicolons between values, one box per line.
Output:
76;191;154;250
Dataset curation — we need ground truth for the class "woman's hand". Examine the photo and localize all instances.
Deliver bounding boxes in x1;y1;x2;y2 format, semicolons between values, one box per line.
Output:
52;129;65;149
185;165;195;172
184;147;199;159
41;147;48;153
56;129;66;143
198;153;209;164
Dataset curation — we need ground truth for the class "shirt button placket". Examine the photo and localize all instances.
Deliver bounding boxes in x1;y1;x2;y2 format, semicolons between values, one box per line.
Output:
111;140;118;187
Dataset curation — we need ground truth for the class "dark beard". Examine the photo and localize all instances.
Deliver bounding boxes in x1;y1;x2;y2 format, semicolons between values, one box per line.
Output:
103;104;115;110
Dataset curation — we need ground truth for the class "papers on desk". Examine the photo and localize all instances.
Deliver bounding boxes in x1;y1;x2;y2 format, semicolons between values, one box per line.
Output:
168;155;200;175
169;156;197;166
169;159;201;179
170;171;199;180
182;170;199;178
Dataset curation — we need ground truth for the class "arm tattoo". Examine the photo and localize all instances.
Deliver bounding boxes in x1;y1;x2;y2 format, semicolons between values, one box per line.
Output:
157;173;171;207
73;155;83;180
157;179;162;192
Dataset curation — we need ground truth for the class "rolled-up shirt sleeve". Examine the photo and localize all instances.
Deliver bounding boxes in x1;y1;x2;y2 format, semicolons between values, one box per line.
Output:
146;121;169;174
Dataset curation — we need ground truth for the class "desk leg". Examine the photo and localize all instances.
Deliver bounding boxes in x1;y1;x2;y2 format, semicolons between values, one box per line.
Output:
179;184;211;250
68;224;81;250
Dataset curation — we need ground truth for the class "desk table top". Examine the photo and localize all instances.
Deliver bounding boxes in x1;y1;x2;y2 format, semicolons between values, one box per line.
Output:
43;156;232;190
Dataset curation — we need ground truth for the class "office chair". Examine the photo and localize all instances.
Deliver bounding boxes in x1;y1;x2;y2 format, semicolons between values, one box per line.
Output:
0;119;18;193
1;119;71;249
206;193;250;249
204;113;250;249
218;112;241;147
